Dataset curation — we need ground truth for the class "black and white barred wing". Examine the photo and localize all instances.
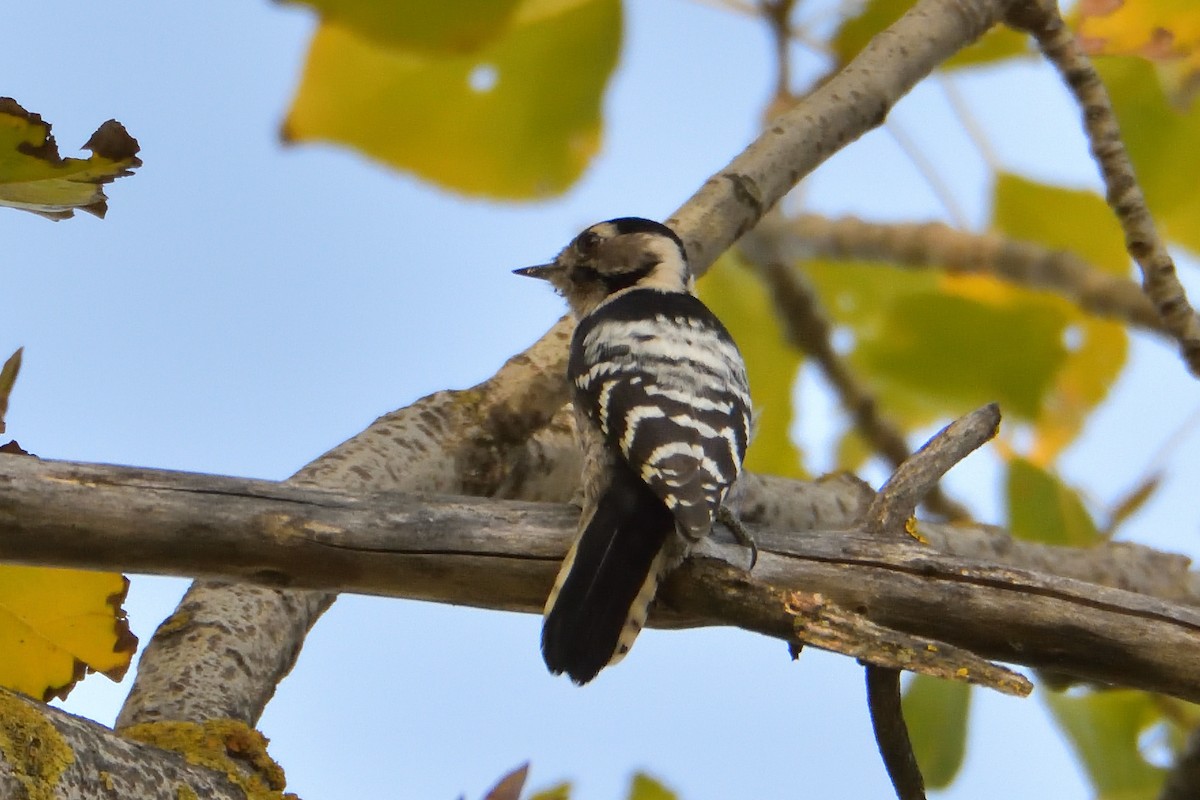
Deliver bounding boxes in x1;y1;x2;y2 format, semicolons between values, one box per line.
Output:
570;290;751;539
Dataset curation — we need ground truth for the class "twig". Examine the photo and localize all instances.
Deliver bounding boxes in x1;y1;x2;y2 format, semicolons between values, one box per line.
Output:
885;118;970;228
669;0;1009;273
788;589;1030;696
1005;0;1200;377
938;74;1001;171
743;213;1166;335
861;404;999;800
760;0;797;105
867;666;927;800
868;404;1001;535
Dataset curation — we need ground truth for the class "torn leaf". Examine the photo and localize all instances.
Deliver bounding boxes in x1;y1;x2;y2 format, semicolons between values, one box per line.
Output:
0;98;141;220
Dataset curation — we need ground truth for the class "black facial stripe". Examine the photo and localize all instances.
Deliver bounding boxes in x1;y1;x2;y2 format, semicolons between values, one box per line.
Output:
600;260;658;293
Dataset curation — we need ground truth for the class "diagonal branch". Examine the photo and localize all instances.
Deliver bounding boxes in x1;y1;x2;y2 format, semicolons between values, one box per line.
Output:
1004;0;1200;375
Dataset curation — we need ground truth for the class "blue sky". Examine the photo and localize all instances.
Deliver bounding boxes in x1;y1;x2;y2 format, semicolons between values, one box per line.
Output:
4;1;1199;798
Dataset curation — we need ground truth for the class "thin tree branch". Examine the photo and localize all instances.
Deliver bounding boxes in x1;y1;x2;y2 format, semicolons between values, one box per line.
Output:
742;213;1166;334
863;404;999;800
3;456;1200;703
866;666;926;800
1004;0;1200;375
868;404;1000;534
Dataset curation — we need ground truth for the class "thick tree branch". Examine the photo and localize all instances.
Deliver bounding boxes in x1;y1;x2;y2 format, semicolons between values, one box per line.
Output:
0;690;269;800
2;456;1199;703
669;0;1007;274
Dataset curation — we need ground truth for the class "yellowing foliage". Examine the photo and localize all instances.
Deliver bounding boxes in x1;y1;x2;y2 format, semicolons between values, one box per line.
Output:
0;565;136;701
1078;0;1200;61
0;348;20;434
0;98;140;221
283;0;620;199
286;0;524;52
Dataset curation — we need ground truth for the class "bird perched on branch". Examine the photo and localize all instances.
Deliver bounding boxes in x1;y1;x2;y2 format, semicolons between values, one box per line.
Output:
515;217;752;684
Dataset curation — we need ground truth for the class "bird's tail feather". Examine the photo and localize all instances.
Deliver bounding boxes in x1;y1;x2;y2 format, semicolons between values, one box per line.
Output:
541;461;674;684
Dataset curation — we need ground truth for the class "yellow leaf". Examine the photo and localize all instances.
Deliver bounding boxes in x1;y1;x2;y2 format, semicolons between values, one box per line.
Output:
0;564;137;701
1078;0;1200;62
0;348;21;434
697;256;805;478
283;0;620;199
0;98;141;221
284;0;523;53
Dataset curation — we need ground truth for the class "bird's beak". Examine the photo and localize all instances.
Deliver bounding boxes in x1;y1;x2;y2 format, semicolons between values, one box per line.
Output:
513;263;564;281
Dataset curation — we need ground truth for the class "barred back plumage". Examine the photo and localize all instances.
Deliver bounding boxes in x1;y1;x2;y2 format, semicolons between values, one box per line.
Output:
516;218;751;684
570;290;751;539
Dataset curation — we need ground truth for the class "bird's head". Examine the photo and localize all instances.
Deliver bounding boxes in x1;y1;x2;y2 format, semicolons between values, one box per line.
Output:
515;218;693;317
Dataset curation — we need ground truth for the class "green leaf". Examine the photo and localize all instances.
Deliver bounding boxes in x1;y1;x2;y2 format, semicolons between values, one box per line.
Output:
1044;689;1167;800
902;675;971;788
856;289;1069;420
0;348;21;434
992;173;1129;275
283;0;621;199
991;173;1130;459
1006;457;1100;546
1098;56;1200;254
627;773;676;800
831;0;1027;70
697;255;805;478
285;0;523;52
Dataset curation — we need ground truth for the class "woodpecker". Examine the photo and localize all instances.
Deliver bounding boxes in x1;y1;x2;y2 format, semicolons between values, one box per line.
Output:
515;217;752;684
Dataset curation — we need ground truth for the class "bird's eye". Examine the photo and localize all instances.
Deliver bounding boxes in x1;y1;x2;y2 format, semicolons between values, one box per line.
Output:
576;231;601;255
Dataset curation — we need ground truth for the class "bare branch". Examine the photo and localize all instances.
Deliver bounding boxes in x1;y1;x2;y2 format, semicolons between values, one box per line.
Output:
1005;0;1200;375
2;456;1199;703
668;0;1009;274
866;666;926;800
868;404;1000;534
